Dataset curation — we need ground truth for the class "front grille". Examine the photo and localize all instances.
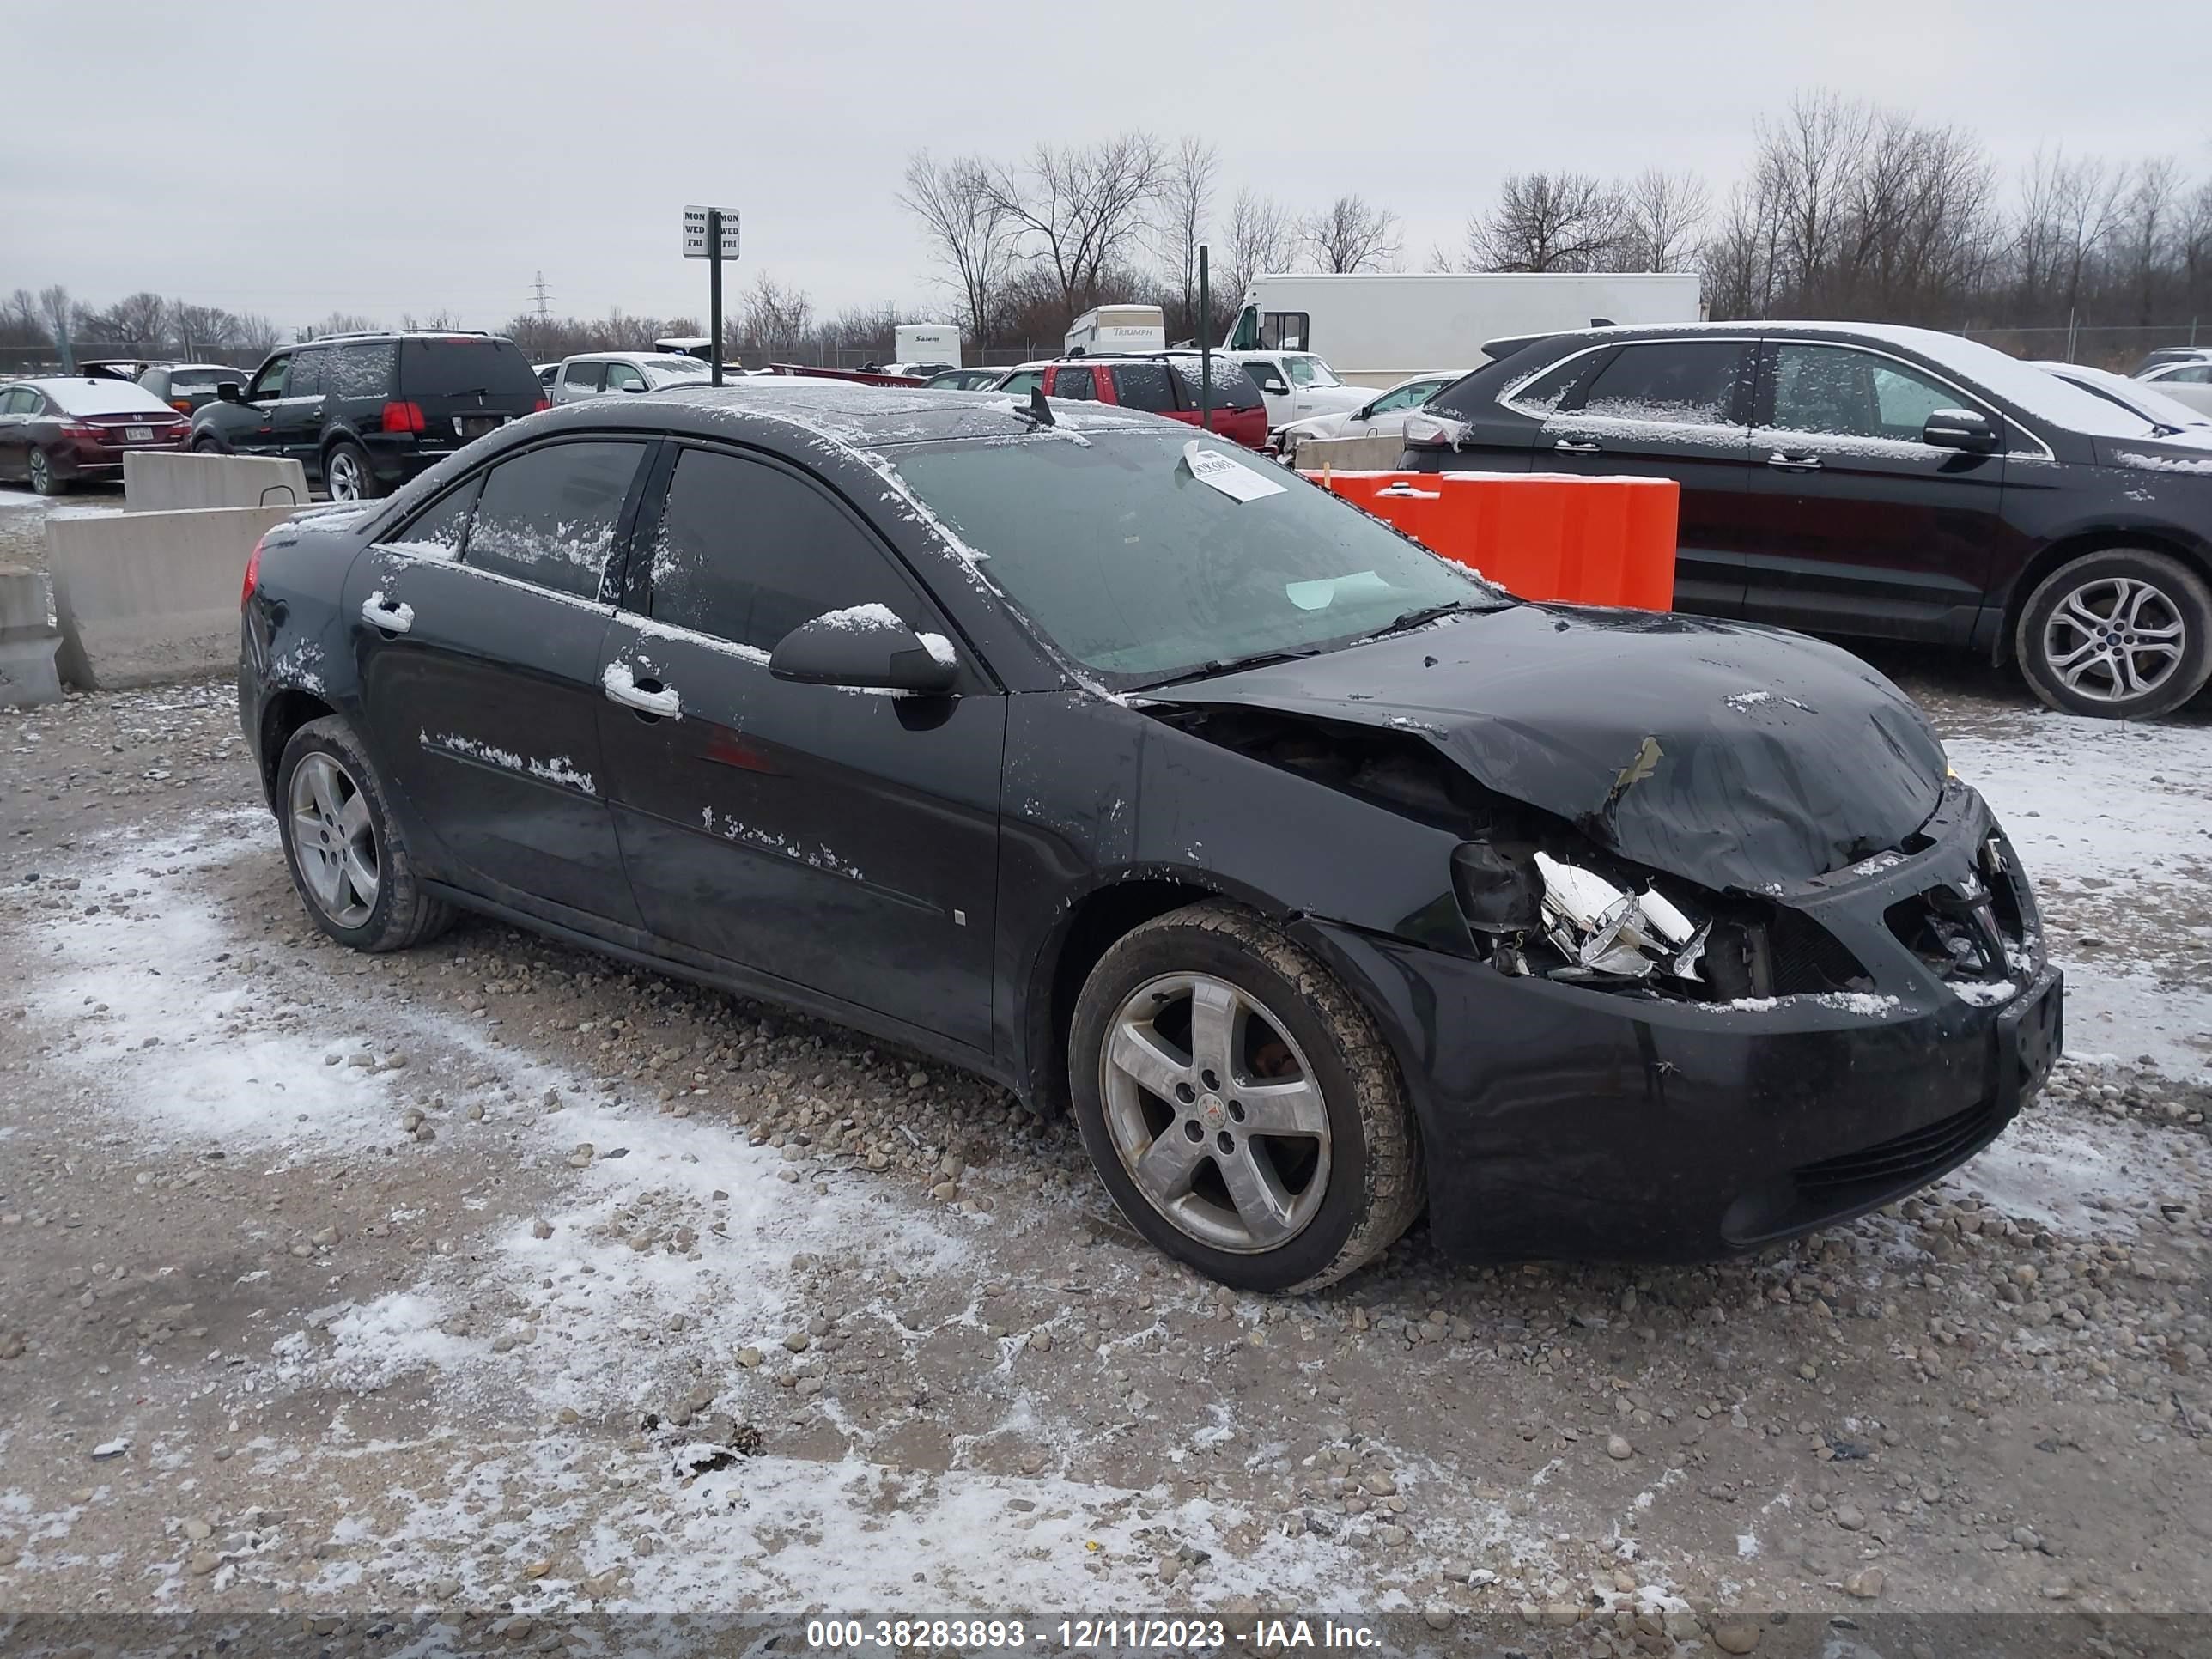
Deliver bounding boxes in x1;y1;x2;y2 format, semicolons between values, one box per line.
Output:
1794;1097;2008;1196
1767;910;1869;994
1886;835;2031;985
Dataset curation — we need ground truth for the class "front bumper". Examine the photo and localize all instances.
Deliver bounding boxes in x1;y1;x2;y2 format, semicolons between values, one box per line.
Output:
1298;782;2062;1262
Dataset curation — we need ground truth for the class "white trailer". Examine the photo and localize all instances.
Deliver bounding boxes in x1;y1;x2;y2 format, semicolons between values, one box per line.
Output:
894;323;961;368
1224;273;1705;389
1065;304;1166;357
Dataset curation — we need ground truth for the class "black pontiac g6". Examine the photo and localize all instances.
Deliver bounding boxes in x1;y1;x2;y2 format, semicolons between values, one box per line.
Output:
240;381;2060;1291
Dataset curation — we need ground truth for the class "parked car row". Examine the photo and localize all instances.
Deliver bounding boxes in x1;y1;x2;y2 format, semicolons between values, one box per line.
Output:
0;374;191;493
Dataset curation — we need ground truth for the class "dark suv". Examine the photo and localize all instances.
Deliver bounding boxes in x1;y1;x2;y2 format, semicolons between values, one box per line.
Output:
191;331;546;501
1404;322;2212;720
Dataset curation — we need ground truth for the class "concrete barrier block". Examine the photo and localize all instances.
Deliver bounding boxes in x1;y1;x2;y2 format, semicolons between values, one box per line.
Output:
125;452;309;513
1288;434;1407;472
0;564;63;709
46;506;299;690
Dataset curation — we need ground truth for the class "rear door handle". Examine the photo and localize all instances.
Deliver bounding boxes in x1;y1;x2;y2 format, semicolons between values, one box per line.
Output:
1553;437;1603;454
603;663;681;720
360;592;413;635
1767;451;1823;471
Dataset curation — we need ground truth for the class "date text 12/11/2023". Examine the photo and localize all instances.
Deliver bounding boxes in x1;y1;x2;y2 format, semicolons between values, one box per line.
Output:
803;1619;1385;1651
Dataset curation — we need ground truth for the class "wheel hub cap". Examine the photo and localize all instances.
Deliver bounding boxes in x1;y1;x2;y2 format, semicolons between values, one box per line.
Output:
1100;972;1331;1255
288;753;379;928
2042;574;2186;703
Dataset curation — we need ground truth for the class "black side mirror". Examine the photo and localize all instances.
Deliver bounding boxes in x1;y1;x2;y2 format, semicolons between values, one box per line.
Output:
769;605;957;696
1922;408;1997;452
216;382;243;403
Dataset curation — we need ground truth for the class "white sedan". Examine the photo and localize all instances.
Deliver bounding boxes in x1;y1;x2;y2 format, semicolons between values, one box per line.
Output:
2134;356;2212;417
550;352;716;404
1273;370;1466;462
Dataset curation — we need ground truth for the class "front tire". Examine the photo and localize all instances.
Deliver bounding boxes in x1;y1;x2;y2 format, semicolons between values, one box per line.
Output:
1068;902;1424;1292
323;440;380;502
2016;548;2212;719
27;448;66;496
276;715;452;951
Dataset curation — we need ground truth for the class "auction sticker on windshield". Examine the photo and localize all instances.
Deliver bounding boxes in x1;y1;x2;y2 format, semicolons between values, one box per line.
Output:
1182;440;1285;503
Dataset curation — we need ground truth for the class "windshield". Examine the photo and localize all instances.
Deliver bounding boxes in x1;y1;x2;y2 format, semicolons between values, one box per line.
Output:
644;356;712;382
1283;355;1340;388
890;429;1507;685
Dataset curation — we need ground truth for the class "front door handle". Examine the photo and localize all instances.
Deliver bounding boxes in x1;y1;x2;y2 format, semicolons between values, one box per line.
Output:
1553;437;1603;454
1767;451;1823;471
603;662;681;720
360;592;413;635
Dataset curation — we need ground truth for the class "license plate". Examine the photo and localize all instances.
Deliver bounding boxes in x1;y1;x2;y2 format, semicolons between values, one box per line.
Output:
125;425;153;441
1996;969;2063;1111
457;416;503;439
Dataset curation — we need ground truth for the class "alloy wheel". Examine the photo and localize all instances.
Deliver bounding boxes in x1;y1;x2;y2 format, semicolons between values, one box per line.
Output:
288;753;380;928
27;451;53;492
1100;972;1332;1254
326;448;364;501
2040;574;2187;703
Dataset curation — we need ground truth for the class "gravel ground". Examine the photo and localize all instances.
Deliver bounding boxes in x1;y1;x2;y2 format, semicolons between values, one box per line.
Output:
1;658;2208;1644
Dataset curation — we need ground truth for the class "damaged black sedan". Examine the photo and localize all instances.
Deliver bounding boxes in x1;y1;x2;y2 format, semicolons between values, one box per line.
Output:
240;381;2061;1292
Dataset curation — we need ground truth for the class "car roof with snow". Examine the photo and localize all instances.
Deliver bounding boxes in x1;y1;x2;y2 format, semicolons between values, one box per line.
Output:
530;377;1163;449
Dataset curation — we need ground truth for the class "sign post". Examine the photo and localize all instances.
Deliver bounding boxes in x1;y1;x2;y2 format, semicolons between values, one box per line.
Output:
682;204;741;386
1198;244;1212;435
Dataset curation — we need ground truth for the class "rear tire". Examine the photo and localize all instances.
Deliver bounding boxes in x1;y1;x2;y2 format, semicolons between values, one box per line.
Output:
2016;548;2212;719
27;448;66;496
276;715;453;952
1068;902;1424;1293
323;440;380;502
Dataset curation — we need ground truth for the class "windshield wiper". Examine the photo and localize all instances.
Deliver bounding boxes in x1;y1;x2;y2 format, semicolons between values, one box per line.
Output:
1364;599;1494;639
1141;646;1326;690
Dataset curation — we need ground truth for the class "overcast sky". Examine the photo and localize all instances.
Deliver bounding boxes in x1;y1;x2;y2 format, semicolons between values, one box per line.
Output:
7;0;2209;336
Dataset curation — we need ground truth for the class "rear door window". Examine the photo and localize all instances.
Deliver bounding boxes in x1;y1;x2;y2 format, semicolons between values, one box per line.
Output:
289;349;329;398
1169;361;1262;411
1573;341;1748;426
462;440;648;601
1111;362;1176;413
1495;350;1603;416
644;447;922;653
1050;367;1098;401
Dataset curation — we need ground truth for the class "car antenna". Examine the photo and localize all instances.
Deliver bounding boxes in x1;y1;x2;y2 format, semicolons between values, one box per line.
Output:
1021;385;1055;428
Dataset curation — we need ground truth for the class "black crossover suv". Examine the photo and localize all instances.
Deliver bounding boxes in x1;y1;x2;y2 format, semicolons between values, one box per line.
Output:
1402;321;2212;720
240;381;2059;1291
192;330;545;501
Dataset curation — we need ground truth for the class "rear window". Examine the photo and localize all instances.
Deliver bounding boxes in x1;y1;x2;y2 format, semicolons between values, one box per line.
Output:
1112;362;1176;413
44;379;176;416
1168;360;1261;412
398;337;542;402
331;343;398;399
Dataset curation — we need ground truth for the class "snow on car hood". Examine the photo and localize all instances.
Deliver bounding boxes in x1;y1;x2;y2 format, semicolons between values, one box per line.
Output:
1155;604;1949;890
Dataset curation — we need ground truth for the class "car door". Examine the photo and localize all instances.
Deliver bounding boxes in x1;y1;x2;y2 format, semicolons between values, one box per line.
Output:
215;352;291;456
594;442;1004;1052
344;436;654;928
273;345;330;468
1243;356;1295;428
0;386;36;477
1537;337;1760;617
1738;340;2008;643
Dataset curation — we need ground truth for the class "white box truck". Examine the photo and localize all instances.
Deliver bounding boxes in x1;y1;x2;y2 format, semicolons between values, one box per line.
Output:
1224;273;1704;389
893;323;961;368
1065;304;1167;357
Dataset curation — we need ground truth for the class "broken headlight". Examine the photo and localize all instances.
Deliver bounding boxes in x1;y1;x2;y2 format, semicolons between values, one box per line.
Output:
1450;842;1710;988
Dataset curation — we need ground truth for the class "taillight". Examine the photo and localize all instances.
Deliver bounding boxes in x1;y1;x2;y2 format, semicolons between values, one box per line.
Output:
59;422;100;440
241;533;266;610
380;400;427;434
171;399;192;415
532;397;550;413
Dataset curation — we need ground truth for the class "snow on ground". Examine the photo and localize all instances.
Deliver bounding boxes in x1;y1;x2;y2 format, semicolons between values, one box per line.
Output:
1948;709;2212;1081
1946;1097;2203;1237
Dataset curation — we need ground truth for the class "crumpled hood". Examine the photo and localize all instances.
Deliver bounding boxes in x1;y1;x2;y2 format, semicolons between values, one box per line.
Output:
1155;604;1949;890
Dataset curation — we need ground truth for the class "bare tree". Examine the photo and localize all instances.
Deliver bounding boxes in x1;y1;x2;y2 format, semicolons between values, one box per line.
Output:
983;132;1166;323
400;309;466;331
105;290;168;348
2119;157;2181;325
1152;136;1219;338
1467;172;1623;272
310;311;376;337
738;272;815;360
1220;188;1297;304
901;149;1019;347
1299;194;1400;274
39;285;73;370
1614;169;1710;272
1754;89;1873;306
234;313;283;357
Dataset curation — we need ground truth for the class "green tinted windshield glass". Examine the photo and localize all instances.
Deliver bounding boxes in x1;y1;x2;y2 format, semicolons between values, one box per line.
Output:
889;430;1506;684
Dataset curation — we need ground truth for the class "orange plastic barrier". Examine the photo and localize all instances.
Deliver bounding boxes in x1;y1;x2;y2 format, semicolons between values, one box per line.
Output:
1303;468;1680;611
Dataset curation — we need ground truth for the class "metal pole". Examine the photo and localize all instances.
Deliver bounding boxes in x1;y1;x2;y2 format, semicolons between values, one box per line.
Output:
708;209;725;387
1199;244;1212;436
